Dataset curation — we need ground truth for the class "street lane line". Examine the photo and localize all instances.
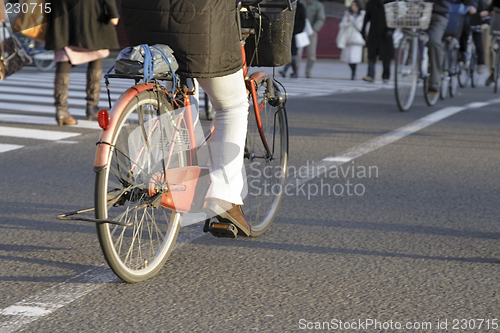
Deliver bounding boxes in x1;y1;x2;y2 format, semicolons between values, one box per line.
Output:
0;114;101;129
1;99;498;332
0;144;24;153
287;98;500;188
0;126;80;141
0;267;119;333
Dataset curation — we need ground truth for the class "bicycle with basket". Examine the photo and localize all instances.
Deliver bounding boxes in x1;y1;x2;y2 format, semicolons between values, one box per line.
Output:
385;0;438;111
58;0;294;283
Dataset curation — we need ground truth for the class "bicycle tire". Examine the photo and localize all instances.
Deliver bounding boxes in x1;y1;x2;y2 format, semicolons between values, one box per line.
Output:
470;47;478;88
95;89;185;283
394;34;418;112
495;52;500;94
458;61;469;88
423;76;439;106
244;75;288;237
440;74;449;100
34;58;56;72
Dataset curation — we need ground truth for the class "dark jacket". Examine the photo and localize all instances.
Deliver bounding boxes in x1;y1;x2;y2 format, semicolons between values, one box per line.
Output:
120;0;242;79
488;0;500;11
45;0;120;51
362;0;393;61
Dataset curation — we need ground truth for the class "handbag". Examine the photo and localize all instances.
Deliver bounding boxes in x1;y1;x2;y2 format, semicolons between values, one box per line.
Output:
336;27;348;49
295;31;310;48
12;0;47;42
0;23;33;81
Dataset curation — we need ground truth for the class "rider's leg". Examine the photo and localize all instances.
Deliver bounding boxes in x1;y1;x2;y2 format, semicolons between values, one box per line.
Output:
198;69;249;206
427;13;449;88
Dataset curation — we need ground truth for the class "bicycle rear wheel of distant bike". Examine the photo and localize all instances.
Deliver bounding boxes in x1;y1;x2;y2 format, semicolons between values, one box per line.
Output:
494;51;500;94
95;89;186;283
470;47;478;88
244;75;288;237
458;58;469;88
395;35;418;112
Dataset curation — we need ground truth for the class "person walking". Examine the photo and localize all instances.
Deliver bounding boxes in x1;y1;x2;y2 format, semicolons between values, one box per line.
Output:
280;1;307;78
337;0;365;80
296;0;325;78
362;0;393;83
45;0;120;126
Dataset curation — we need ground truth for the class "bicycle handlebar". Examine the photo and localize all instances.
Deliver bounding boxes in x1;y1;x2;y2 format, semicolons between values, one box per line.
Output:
239;0;297;11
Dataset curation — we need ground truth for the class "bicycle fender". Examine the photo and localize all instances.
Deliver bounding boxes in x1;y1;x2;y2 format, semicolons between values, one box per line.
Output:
94;83;155;171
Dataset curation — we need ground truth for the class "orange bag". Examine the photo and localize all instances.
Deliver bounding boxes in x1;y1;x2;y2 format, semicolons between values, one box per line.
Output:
13;0;47;42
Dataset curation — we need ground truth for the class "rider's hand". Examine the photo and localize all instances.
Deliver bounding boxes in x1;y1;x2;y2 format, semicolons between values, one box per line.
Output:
110;18;119;26
468;6;477;15
480;10;489;18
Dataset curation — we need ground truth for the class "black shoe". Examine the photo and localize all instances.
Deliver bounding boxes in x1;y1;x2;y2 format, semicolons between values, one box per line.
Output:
279;70;286;78
485;74;494;86
428;83;439;94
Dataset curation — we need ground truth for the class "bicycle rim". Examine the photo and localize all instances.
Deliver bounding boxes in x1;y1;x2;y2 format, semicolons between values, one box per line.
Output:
95;89;185;283
34;59;56;72
244;76;288;237
395;35;417;112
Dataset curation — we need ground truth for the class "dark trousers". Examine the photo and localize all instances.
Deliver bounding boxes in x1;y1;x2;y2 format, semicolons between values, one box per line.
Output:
367;59;391;80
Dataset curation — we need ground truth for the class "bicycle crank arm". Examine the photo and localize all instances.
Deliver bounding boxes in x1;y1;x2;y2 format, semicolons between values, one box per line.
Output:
58;210;132;227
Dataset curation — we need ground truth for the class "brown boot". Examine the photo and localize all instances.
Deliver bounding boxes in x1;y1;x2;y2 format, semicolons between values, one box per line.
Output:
85;60;102;120
54;62;77;126
203;199;251;237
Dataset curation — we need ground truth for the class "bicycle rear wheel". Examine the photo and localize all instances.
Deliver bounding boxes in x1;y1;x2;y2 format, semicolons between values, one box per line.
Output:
449;49;459;97
394;34;418;112
470;47;478;88
458;61;469;88
244;75;288;237
95;89;186;283
494;51;500;94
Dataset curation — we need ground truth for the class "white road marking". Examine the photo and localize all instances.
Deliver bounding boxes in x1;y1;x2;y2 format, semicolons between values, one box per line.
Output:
286;98;500;188
0;144;24;153
0;268;119;333
0;126;80;141
0;114;100;129
0;95;498;333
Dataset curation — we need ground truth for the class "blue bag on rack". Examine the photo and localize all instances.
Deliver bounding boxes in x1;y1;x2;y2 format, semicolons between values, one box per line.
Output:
443;4;469;38
115;44;179;79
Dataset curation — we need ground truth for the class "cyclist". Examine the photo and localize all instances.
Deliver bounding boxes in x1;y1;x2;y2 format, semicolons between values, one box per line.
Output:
426;0;452;93
469;0;489;74
120;0;252;236
457;0;479;65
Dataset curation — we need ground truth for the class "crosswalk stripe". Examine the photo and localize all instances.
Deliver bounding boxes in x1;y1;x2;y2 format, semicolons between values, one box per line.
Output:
0;143;24;153
0;85;122;100
0;126;80;141
0;114;101;129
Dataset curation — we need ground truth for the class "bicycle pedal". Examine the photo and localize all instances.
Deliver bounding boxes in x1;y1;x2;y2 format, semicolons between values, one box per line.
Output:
208;221;238;238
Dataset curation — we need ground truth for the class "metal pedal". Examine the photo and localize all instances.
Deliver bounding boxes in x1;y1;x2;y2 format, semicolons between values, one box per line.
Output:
207;221;238;238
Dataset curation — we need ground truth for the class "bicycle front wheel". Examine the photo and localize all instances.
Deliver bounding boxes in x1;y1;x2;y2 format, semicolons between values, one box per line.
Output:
470;48;478;88
494;51;500;94
449;50;459;97
394;34;418;112
244;75;288;237
95;89;186;283
458;60;469;88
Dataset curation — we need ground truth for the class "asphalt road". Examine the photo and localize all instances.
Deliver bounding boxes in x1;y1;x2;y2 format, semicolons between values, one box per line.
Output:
0;67;499;332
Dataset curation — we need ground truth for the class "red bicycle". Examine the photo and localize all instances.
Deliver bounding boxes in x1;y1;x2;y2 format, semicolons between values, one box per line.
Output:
61;0;292;283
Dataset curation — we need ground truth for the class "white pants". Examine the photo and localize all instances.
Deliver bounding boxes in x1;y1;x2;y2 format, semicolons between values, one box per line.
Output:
197;69;249;205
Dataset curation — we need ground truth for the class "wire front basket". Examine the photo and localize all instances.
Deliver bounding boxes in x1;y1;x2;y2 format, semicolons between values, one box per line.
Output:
384;1;434;29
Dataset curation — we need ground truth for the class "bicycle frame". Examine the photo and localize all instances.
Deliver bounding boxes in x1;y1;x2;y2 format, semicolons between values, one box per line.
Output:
93;44;275;215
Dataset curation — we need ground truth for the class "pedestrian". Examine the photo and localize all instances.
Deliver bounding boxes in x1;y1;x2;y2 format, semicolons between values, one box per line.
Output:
337;0;365;80
280;1;307;78
120;0;253;236
362;0;393;83
0;0;5;23
45;0;120;126
296;0;326;78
